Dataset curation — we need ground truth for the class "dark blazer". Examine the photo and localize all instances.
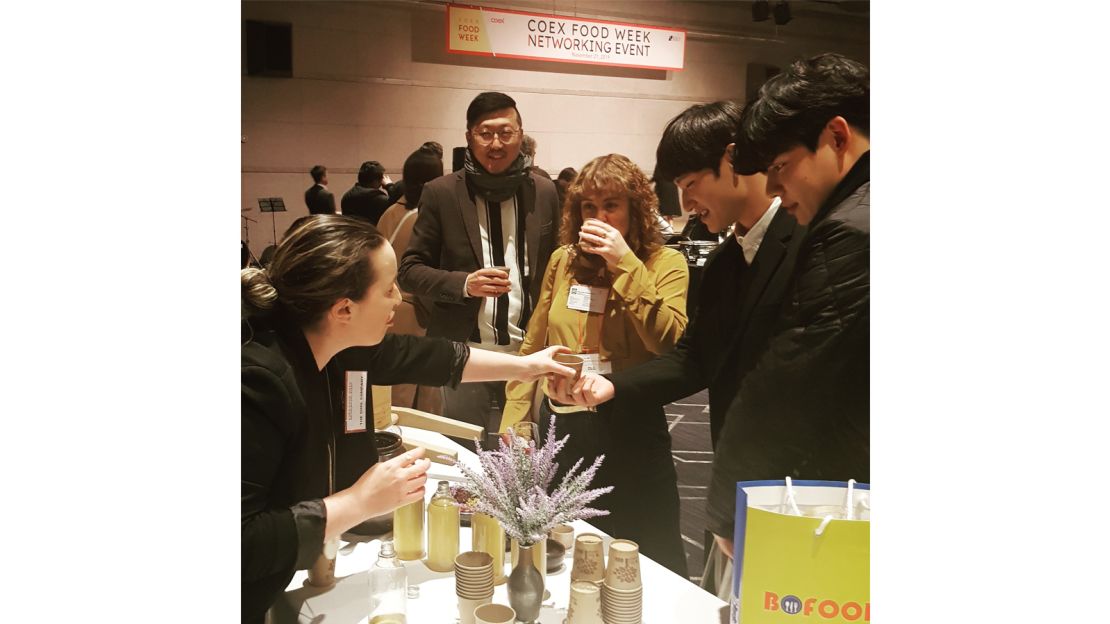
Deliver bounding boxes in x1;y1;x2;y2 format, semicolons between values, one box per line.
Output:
241;309;461;623
707;153;871;539
341;184;391;224
304;184;336;215
397;170;559;342
607;206;805;448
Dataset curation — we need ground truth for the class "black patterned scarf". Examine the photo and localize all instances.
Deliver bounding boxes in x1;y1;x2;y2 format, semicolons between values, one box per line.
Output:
463;147;532;203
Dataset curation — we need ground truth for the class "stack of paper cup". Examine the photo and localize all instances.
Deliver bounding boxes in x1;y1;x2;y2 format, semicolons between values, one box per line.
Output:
455;551;495;624
601;540;642;624
566;580;604;624
570;533;605;585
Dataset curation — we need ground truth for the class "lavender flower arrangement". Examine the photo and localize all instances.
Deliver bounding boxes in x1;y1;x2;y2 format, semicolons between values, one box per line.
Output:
454;416;613;546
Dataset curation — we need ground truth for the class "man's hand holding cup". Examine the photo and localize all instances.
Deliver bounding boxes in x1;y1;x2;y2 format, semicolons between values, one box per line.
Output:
466;266;511;298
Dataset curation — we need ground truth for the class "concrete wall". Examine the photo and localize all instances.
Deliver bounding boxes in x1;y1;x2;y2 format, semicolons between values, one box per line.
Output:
241;0;868;254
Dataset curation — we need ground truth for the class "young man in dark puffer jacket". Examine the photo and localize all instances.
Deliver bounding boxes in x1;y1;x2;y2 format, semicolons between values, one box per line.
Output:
707;52;871;558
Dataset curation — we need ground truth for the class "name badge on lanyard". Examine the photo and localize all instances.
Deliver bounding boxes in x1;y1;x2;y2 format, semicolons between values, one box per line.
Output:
580;353;612;375
567;284;608;314
344;371;368;433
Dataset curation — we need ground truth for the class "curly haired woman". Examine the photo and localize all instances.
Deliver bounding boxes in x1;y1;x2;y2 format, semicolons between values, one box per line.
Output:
500;153;690;576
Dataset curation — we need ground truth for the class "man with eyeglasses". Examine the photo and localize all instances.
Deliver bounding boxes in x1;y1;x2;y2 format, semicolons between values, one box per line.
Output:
398;92;560;443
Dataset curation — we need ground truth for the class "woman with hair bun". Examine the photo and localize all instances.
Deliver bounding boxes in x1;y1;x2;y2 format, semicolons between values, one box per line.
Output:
500;154;691;577
241;215;573;622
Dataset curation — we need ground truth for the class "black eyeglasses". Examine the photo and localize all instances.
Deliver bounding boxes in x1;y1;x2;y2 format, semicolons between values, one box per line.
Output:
471;128;520;146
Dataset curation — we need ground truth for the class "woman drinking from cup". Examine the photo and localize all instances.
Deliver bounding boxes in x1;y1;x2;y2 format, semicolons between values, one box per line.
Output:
499;154;690;577
241;215;574;623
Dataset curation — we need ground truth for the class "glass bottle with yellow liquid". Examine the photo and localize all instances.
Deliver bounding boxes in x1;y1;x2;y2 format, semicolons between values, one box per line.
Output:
393;496;424;561
425;481;459;572
472;511;506;584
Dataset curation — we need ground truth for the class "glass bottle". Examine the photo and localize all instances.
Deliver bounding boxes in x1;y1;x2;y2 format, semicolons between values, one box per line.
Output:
368;538;407;624
354;432;405;536
471;511;506;584
393;497;425;561
426;480;459;572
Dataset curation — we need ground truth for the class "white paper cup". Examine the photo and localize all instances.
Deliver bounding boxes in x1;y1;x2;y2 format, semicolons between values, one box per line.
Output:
474;603;516;624
459;596;493;624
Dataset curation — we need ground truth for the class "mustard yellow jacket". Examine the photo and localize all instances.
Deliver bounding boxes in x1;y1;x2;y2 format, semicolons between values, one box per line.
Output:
500;244;689;431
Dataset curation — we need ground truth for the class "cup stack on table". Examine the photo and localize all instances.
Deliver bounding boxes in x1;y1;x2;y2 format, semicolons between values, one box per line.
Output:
455;551;495;624
601;540;643;624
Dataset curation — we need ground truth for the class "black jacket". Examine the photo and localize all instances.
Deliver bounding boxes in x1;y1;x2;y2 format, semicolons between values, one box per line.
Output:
241;309;464;623
396;170;559;342
607;207;805;448
341;184;391;225
304;184;336;215
707;152;871;538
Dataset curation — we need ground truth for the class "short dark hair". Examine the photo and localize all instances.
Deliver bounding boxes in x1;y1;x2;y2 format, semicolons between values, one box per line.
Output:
655;101;741;181
733;53;869;175
357;160;385;186
466;92;522;130
557;167;577;183
420;141;444;159
310;165;327;183
402;148;443;207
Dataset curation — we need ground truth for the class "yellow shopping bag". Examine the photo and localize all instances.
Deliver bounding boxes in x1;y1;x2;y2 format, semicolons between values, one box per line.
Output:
731;479;870;623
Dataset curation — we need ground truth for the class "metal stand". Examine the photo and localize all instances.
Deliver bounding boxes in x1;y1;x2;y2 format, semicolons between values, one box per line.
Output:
258;197;287;247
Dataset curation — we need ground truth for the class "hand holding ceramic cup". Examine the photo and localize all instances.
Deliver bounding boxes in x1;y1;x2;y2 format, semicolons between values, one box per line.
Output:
455;551;495;624
474;603;516;624
553;353;585;381
570;533;605;585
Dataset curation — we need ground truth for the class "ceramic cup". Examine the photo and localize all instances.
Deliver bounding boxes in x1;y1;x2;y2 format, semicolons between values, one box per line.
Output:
553;353;585;380
604;539;642;590
570;533;605;584
550;524;575;551
474;603;517;624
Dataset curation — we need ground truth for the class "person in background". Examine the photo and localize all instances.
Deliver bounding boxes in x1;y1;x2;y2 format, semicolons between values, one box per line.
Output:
501;153;690;577
377;145;447;412
241;215;574;622
304;165;335;215
520;133;551;179
398;91;560;444
341;161;391;225
555;166;577;217
547;100;806;598
709;52;871;561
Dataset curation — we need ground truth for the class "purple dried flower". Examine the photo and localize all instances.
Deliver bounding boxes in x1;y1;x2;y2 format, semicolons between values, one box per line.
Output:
455;416;613;545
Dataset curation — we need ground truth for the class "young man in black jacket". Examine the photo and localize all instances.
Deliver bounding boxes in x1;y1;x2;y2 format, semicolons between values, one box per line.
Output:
706;52;871;559
547;100;805;591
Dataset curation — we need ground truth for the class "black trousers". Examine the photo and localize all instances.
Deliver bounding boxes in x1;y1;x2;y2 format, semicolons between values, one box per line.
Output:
538;399;688;579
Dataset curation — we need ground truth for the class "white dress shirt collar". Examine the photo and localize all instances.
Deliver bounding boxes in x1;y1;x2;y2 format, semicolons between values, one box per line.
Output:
735;196;781;265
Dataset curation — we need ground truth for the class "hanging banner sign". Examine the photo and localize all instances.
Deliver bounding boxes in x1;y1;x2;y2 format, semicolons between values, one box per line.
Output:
447;4;685;71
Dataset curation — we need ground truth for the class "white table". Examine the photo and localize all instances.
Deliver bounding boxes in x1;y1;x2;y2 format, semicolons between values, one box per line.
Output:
273;428;727;624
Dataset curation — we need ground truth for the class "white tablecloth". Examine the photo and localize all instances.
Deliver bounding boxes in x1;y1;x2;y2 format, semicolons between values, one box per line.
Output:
273;427;727;623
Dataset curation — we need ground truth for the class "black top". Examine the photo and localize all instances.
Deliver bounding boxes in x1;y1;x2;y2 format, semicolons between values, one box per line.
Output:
341;184;392;225
706;152;871;538
608;207;805;448
241;307;468;622
304;184;336;215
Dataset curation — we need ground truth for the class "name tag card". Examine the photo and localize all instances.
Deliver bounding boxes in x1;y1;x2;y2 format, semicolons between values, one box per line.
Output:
580;353;613;375
344;371;368;433
567;284;608;314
